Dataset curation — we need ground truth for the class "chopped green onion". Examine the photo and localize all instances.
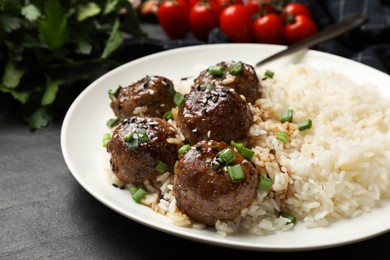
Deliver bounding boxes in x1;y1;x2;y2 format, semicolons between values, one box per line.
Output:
240;147;255;160
298;119;312;131
208;65;225;76
217;148;236;165
123;131;134;142
127;185;138;195
102;133;111;148
231;140;244;151
132;188;147;203
230;140;254;160
264;69;274;79
276;131;288;144
163;111;173;120
108;85;122;100
257;176;272;192
173;92;185;107
281;212;296;225
167;84;176;96
106;118;120;128
155;160;168;174
136;129;149;143
126;138;139;150
280;109;293;123
227;164;245;181
178;144;191;154
229;61;243;75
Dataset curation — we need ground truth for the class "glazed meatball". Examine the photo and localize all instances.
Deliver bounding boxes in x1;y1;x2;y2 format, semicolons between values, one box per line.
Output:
173;140;259;226
193;61;261;104
106;116;179;185
110;75;176;119
176;85;253;145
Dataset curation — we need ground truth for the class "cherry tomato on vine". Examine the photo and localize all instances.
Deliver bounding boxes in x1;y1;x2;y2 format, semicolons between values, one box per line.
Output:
158;0;190;39
189;2;219;41
253;13;286;45
245;0;261;17
189;0;200;6
284;15;317;44
280;2;313;23
219;4;253;43
246;0;277;17
210;0;244;19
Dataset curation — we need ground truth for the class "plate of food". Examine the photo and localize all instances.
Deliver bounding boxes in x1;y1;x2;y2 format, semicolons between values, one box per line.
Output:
61;43;390;251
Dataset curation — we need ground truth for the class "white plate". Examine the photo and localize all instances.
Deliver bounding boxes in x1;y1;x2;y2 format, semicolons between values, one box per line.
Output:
61;43;390;251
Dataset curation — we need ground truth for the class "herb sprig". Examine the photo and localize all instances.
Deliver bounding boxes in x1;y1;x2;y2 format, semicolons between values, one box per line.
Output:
0;0;145;129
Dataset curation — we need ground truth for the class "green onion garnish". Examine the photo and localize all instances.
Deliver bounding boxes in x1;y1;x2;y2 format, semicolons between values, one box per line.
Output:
163;111;173;120
155;160;168;174
281;212;296;225
123;129;148;150
240;147;254;160
123;131;134;142
167;84;176;96
132;188;147;203
136;129;149;143
127;185;138;195
208;65;225;76
230;140;254;160
231;140;244;151
108;85;122;100
217;148;236;165
264;69;274;79
297;119;312;131
229;61;243;75
280;109;293;123
276;131;288;144
227;164;245;181
126;138;139;150
106;118;120;128
257;176;272;192
102;133;111;148
178;144;191;154
173;92;185;107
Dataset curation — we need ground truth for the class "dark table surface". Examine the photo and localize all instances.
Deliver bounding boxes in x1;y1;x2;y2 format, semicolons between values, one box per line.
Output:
1;23;390;260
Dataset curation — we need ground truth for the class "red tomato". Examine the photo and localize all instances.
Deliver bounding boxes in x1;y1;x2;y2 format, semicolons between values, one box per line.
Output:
253;13;286;45
246;0;276;17
158;0;190;39
210;0;244;19
245;0;261;17
189;0;200;6
281;2;313;23
284;15;317;44
219;4;253;42
189;3;219;41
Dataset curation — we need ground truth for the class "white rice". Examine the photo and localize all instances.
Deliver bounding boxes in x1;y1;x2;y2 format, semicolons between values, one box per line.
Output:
107;63;390;236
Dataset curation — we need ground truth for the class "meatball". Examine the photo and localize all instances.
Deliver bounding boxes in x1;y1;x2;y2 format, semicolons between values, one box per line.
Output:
110;75;176;119
173;140;259;226
193;61;261;104
106;116;179;185
176;85;253;145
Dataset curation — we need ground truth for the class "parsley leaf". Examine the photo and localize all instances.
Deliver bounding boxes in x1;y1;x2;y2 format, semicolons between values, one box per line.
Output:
101;18;123;59
0;14;22;33
38;0;69;50
77;2;101;22
21;4;41;22
41;79;63;106
3;60;24;88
